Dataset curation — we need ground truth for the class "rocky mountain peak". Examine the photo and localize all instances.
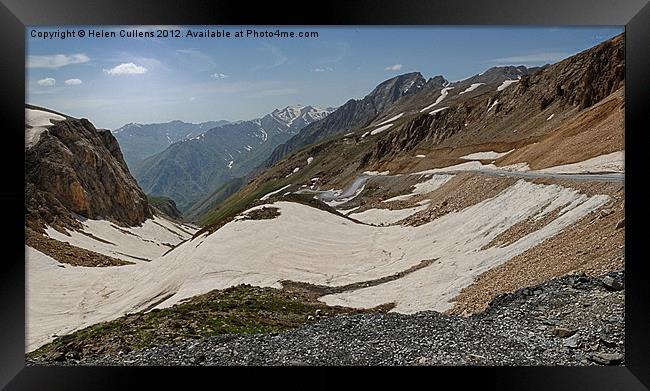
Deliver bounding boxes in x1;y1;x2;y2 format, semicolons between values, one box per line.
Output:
463;65;534;85
369;72;426;103
426;75;448;89
26;105;152;232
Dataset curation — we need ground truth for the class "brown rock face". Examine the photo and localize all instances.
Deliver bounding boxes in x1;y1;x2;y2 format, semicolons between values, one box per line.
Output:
26;114;152;232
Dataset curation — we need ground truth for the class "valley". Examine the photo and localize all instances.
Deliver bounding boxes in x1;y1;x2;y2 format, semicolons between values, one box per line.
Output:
25;32;625;366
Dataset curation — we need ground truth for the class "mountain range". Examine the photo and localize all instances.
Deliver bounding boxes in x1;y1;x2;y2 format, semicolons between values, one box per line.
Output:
184;66;543;221
131;105;334;211
25;33;625;365
113;120;231;168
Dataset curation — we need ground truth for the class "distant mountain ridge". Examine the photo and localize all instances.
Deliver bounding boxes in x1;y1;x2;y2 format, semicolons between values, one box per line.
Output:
113;119;230;168
261;72;428;170
133;105;334;211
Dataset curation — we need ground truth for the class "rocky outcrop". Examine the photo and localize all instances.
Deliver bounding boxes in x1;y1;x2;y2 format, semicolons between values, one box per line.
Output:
26;109;152;232
424;75;448;89
359;107;467;168
148;195;183;221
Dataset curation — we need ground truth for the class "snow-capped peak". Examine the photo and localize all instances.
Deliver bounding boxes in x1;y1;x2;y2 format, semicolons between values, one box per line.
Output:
269;105;334;128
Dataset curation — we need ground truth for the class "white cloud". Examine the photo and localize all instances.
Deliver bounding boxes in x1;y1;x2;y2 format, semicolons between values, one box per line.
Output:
64;78;82;85
28;54;90;69
385;64;403;71
103;62;148;76
489;52;570;65
313;67;334;72
37;78;56;87
211;72;229;79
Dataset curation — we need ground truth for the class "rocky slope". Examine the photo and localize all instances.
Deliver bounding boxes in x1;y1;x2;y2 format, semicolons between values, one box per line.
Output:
25;105;152;233
29;271;624;366
360;35;623;167
133;105;333;212
113;120;230;169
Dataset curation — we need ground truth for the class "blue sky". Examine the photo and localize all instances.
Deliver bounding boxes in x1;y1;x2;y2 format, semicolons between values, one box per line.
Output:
27;26;623;129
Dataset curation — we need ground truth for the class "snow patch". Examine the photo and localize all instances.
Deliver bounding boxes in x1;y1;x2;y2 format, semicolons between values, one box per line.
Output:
44;216;196;264
321;182;609;313
414;160;531;175
459;83;484;95
349;202;430;226
260;184;292;201
429;107;448;115
370;123;393;136
461;150;513;160
363;171;390;176
383;174;454;202
419;87;454;112
375;112;404;127
538;151;624;174
497;79;519;91
342;206;360;215
25;108;65;148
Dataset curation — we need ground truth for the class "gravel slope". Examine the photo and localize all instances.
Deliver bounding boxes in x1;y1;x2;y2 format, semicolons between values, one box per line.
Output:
30;271;624;366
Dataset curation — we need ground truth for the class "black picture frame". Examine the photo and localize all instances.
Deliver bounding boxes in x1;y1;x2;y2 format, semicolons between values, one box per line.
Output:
2;0;649;389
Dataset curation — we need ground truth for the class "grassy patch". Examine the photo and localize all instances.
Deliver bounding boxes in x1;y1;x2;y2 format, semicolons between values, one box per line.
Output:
237;206;281;221
28;284;389;361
